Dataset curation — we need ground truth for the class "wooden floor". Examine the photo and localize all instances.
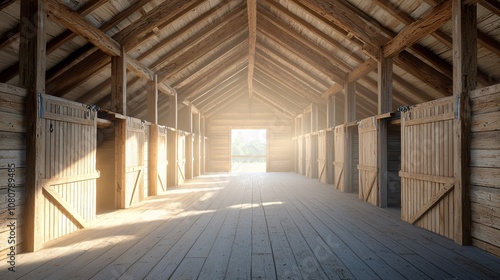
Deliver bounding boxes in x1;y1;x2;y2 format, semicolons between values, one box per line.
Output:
2;173;500;279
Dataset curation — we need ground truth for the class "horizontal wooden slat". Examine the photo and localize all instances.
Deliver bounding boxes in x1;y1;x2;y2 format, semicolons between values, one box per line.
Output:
0;83;27;97
42;112;95;126
405;112;455;126
0;131;25;150
471;131;500;150
0;112;25;133
399;171;455;184
0;150;26;168
470;84;500;99
471;91;500;115
357;164;378;172
41;172;100;186
471;150;500;168
471;112;500;132
471;202;500;230
471;167;500;188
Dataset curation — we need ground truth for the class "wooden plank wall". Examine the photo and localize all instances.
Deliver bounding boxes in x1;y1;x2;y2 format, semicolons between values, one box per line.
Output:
400;96;456;240
39;94;98;245
469;84;500;257
350;126;359;193
0;84;26;257
387;122;401;207
207;96;292;172
125;118;146;208
358;117;378;206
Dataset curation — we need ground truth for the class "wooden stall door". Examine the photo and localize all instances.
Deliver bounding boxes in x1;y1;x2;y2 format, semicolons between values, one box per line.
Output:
358;117;378;205
40;94;99;245
178;133;186;184
125;118;146;207
333;125;345;191
400;96;456;240
157;126;168;194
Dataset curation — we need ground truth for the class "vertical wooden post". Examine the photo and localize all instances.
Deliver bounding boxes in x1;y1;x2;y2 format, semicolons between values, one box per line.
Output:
20;0;46;252
148;75;158;196
111;46;126;115
167;94;178;187
326;95;336;128
453;0;476;245
112;47;127;208
378;56;393;208
115;118;126;209
344;81;356;193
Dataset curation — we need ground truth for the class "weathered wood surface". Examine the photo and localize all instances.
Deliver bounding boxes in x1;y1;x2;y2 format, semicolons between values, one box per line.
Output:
0;84;26;257
317;130;333;184
38;94;98;246
123;117;147;208
400;96;456;240
304;134;318;179
470;84;500;256
358;117;379;206
1;173;499;279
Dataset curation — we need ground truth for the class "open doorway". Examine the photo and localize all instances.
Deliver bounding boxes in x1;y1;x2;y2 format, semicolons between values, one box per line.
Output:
231;129;267;172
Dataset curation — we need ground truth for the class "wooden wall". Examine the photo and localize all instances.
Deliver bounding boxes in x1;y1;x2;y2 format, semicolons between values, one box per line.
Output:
96;126;116;212
0;84;26;257
470;84;500;257
387;122;401;207
207;96;292;172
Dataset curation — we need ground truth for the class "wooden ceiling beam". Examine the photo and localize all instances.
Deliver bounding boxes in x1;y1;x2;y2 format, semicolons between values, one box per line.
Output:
170;34;248;88
263;0;365;65
297;0;387;48
247;0;257;98
252;88;298;118
253;71;311;110
481;0;500;16
191;70;247;106
255;57;324;104
347;59;378;83
196;80;247;109
257;11;346;85
136;1;224;61
45;0;175;98
46;0;199;97
156;9;247;81
204;92;248;119
257;43;330;89
383;0;453;58
198;82;246;113
178;52;248;102
256;45;326;93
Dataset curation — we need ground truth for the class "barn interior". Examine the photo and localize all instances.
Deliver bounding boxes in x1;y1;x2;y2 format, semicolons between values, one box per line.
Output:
0;0;499;278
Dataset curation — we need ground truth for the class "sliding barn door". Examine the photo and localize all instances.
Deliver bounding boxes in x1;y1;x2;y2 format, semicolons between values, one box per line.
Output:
358;117;378;205
40;94;99;244
400;96;456;239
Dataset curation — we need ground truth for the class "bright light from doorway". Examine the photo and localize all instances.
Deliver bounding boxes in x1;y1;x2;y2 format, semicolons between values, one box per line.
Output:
231;129;266;172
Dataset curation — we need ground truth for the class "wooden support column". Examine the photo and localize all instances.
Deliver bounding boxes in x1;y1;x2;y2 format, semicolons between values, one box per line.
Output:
326;94;335;128
111;46;126;115
453;0;476;245
344;81;356;193
115;117;126;209
111;47;127;208
167;93;178;187
147;75;158;196
20;0;46;252
378;57;393;208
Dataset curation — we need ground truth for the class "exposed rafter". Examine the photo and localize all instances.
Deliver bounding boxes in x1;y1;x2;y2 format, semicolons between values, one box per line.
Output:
247;0;257;98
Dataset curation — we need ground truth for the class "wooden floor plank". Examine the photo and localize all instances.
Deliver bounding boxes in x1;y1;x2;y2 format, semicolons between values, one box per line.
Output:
1;173;499;280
